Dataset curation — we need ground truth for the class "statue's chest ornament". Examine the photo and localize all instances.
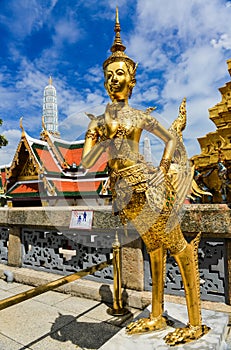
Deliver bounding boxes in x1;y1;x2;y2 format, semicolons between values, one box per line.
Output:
110;110;137;138
97;108;141;149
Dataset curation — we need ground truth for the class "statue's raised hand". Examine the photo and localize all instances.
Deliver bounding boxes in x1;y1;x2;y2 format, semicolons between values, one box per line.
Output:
104;103;119;139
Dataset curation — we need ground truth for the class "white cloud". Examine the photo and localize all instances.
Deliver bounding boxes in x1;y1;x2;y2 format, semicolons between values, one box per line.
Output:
0;0;58;39
80;0;131;17
132;85;159;105
0;129;21;166
162;46;227;100
211;33;231;50
83;65;103;83
52;17;83;47
122;0;231;157
0;59;51;134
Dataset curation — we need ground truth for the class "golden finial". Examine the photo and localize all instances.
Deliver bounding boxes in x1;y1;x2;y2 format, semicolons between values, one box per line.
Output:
115;5;119;23
112;229;120;248
49;76;52;85
110;7;126;53
19;116;25;136
19;117;23;130
103;7;136;71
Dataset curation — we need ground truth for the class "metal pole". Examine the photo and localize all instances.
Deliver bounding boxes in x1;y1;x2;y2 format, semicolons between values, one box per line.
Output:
0;259;112;311
107;231;130;316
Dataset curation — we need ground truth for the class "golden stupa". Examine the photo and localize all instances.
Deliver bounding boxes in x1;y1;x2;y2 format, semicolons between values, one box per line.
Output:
191;59;231;203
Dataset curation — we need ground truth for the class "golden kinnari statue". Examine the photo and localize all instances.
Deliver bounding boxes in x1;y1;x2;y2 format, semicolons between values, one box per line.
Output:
81;8;210;346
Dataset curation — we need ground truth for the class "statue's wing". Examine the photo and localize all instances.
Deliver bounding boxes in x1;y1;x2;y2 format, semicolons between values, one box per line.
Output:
166;98;193;230
85;112;97;120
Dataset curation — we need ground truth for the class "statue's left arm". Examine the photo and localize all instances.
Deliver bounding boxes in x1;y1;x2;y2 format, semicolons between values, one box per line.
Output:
143;115;176;174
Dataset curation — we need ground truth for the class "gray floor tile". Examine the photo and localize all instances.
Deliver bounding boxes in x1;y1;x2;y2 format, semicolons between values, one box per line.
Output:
0;280;23;291
0;298;78;346
6;284;33;294
27;336;81;350
0;289;14;299
56;295;100;314
32;291;71;306
0;334;28;350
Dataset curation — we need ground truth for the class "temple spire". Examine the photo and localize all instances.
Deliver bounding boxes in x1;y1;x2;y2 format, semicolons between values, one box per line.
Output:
41;77;60;138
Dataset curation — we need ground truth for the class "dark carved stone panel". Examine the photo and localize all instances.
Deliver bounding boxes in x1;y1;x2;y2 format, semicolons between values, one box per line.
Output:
198;240;225;301
144;239;226;303
0;227;9;264
21;229;113;283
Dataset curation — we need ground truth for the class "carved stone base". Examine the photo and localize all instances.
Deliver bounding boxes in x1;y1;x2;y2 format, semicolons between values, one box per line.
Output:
100;302;229;349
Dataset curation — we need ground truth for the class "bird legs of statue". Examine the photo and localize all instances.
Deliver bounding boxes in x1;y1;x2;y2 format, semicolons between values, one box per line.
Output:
126;233;210;346
126;246;168;333
164;234;210;345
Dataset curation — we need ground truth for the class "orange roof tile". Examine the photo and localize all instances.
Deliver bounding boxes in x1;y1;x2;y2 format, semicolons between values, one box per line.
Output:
58;147;83;165
11;183;39;194
89;152;108;173
53;180;101;193
36;148;60;172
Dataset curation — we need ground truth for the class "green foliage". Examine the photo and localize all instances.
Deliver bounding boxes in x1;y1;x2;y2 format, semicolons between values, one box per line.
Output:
0;118;8;148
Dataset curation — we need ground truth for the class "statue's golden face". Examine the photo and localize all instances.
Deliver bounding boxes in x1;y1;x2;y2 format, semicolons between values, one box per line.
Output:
104;61;132;102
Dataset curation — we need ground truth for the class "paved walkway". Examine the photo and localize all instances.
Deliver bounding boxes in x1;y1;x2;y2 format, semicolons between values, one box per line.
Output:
0;278;230;349
0;278;141;349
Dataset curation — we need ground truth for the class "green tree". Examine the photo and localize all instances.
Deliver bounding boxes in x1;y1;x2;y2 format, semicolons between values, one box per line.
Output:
0;119;8;148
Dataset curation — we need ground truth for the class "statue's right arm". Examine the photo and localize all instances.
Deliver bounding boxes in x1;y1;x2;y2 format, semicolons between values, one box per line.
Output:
81;120;104;169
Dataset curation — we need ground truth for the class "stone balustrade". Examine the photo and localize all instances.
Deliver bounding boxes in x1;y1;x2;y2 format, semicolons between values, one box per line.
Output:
0;204;230;304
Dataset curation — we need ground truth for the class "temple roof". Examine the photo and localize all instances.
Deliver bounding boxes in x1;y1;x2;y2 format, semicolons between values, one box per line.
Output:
4;127;108;204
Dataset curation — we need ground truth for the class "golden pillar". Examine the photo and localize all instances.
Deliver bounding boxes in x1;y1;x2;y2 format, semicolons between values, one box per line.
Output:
107;230;130;316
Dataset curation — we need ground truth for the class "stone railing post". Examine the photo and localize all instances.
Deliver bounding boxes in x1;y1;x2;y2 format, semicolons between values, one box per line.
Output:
8;226;22;267
122;237;144;291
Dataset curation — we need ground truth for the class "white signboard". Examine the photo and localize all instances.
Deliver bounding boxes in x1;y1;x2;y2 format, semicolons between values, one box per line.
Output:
69;210;93;230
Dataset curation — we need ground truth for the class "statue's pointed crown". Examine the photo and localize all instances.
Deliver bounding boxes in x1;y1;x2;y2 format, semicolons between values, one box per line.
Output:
103;7;136;71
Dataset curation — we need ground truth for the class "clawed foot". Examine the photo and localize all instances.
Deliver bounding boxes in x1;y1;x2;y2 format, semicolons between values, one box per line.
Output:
126;315;167;335
164;324;210;346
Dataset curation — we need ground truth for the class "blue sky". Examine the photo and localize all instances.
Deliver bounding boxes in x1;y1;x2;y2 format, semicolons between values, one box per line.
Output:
1;0;231;166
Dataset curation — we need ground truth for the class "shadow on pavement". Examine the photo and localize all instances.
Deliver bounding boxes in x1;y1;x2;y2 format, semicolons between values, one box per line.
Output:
50;312;120;349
